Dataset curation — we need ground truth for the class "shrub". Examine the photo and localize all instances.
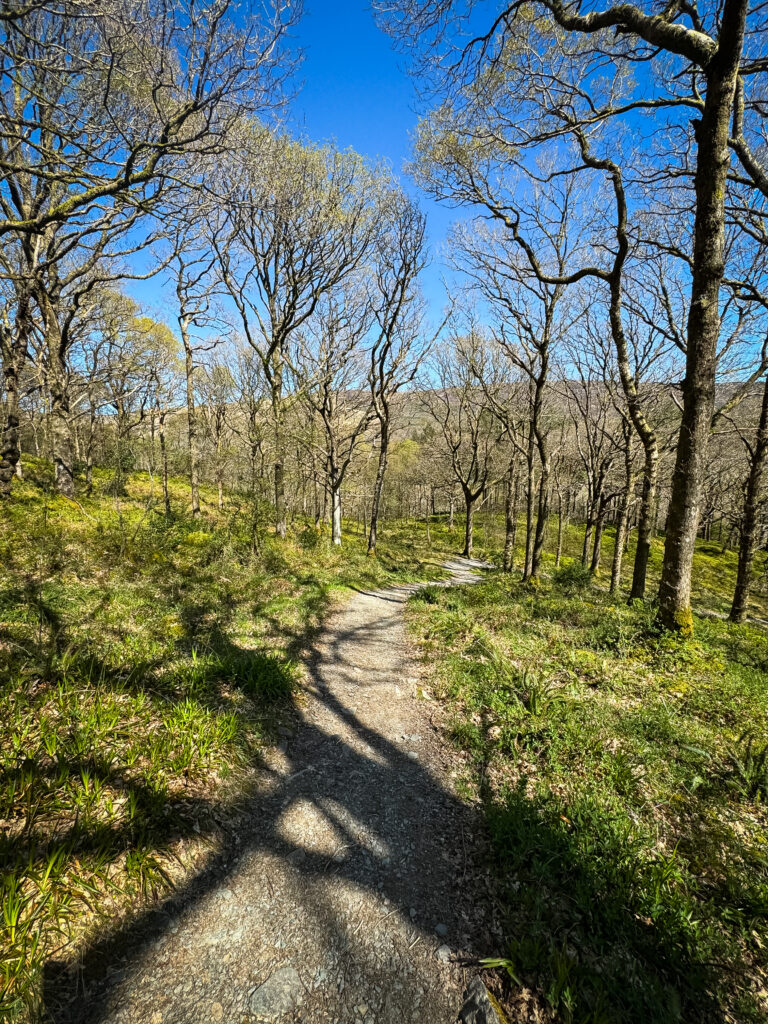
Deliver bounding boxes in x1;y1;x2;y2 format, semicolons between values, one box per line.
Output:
553;558;592;591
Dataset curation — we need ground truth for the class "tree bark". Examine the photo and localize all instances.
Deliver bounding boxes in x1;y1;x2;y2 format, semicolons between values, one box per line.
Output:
555;488;567;568
503;463;518;572
631;444;659;599
590;496;608;575
0;334;22;498
524;436;536;576
182;330;200;517
159;406;170;514
50;367;75;497
730;376;768;622
271;356;287;539
582;505;594;568
463;491;475;557
530;471;549;580
658;0;749;634
368;422;389;556
612;453;635;594
331;483;342;546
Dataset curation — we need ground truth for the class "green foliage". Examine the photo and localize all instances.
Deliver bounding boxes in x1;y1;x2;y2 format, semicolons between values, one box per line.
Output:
407;571;768;1023
723;733;768;802
553;558;593;591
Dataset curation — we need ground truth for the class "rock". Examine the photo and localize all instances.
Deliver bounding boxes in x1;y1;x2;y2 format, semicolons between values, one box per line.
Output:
435;944;452;962
409;907;417;919
434;922;449;937
210;1003;224;1022
459;976;508;1024
249;967;304;1019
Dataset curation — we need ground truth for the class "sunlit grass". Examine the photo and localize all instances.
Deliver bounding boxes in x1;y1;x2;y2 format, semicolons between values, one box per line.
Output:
407;569;768;1023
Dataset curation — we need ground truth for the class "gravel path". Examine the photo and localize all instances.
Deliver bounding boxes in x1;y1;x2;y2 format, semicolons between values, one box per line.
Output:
49;558;497;1024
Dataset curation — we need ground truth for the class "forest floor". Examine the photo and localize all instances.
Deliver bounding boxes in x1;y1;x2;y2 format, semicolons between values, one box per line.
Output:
0;460;464;1021
407;570;768;1024
3;458;768;1024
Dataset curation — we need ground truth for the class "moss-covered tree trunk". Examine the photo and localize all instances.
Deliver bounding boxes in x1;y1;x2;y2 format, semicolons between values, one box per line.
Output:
658;0;748;633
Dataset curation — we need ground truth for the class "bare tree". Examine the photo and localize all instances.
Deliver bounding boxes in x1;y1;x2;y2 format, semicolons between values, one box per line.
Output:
367;192;431;555
212;130;384;538
292;286;375;546
378;0;768;632
424;332;502;558
0;0;299;497
729;376;768;621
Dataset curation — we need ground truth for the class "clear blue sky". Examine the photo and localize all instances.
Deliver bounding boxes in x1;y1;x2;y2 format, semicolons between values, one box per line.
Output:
288;0;456;319
290;0;459;319
131;1;460;327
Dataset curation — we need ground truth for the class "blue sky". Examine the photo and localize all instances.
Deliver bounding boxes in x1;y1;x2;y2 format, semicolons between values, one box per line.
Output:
132;0;459;328
290;0;459;318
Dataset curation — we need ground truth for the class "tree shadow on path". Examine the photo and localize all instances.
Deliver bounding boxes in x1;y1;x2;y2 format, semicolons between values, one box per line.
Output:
42;570;499;1024
39;560;730;1024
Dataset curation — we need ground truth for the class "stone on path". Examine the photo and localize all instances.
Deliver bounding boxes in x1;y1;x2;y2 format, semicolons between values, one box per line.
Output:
459;976;508;1024
249;966;304;1019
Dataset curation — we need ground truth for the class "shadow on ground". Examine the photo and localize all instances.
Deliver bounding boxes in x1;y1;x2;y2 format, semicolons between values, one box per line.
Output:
10;562;736;1024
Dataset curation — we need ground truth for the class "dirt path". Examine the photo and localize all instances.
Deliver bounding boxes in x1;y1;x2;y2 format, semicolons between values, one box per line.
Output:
54;558;497;1024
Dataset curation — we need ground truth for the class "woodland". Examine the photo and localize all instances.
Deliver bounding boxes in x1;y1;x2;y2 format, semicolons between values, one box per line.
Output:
1;1;768;1022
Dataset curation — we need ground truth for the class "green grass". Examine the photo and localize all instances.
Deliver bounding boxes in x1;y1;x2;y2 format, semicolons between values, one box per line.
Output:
4;462;766;1021
407;566;768;1023
464;506;768;621
0;458;453;1020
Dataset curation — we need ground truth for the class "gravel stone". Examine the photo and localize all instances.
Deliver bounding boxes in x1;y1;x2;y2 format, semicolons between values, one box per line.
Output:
249;967;304;1018
459;975;507;1024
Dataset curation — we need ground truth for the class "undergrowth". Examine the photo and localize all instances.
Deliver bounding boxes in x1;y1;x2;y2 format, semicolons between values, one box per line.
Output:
408;567;768;1024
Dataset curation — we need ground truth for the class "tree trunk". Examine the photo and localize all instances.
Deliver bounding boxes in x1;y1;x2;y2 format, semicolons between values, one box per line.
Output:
612;462;635;595
331;484;342;546
271;360;287;539
183;339;200;517
658;0;748;634
730;376;768;622
503;464;517;572
582;505;594;568
555;489;566;568
368;421;389;556
463;492;475;557
0;337;22;498
529;469;549;580
590;498;608;575
159;407;170;514
50;371;75;497
630;444;658;600
524;445;536;576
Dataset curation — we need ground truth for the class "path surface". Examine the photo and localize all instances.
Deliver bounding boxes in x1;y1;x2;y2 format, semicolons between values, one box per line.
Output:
53;558;496;1024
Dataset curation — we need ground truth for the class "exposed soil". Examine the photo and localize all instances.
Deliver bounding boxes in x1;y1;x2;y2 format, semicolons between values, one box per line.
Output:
46;558;499;1024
